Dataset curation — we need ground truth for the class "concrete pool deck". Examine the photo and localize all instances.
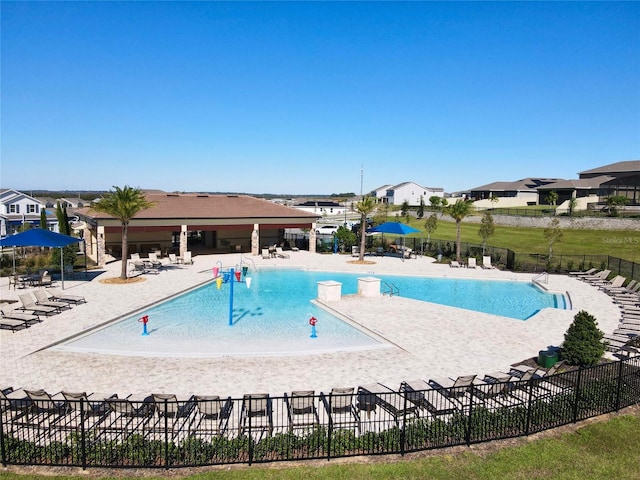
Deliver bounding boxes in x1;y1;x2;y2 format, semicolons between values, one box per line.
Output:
0;251;622;398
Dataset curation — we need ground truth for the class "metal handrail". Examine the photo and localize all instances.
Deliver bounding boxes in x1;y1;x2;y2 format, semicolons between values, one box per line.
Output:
382;281;399;296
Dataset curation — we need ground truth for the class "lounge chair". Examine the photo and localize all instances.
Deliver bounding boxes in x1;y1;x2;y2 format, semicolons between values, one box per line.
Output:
239;393;272;437
0;387;31;421
48;288;86;304
357;383;417;426
509;360;566;381
467;257;478;269
168;253;179;264
580;269;611;284
0;318;30;332
33;289;72;310
17;293;60;316
182;251;193;265
322;387;359;432
450;260;461;268
569;267;597;277
482;256;496;269
39;270;53;287
429;374;477;398
261;248;270;259
597;275;625;290
152;393;194;419
399;380;458;415
194;395;231;437
285;390;319;432
24;389;69;425
275;247;290;259
147;252;163;268
1;308;42;324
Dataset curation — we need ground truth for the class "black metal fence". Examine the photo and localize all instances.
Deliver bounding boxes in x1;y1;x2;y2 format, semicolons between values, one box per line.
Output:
2;355;639;469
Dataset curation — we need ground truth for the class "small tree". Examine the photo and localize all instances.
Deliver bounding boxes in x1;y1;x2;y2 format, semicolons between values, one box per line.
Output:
416;196;425;219
605;195;629;217
543;218;563;261
568;197;578;217
545;190;559;207
424;213;438;251
429;196;441;210
446;199;473;263
561;310;606;367
39;210;47;230
354;196;377;262
478;211;495;255
401;200;410;221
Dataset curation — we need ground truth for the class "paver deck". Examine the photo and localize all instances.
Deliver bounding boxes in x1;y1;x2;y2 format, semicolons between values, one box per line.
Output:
0;251;621;398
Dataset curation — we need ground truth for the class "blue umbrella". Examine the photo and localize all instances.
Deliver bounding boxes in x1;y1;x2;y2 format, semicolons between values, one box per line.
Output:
367;222;420;235
0;229;83;289
366;222;420;261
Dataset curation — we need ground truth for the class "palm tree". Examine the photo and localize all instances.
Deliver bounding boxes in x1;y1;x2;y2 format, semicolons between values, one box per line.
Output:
91;186;155;279
447;199;473;263
354;196;377;262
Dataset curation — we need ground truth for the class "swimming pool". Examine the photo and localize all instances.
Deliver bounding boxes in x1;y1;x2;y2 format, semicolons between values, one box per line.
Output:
53;269;565;357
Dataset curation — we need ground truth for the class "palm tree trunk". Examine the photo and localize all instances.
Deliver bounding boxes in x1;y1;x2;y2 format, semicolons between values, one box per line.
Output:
358;217;366;261
121;224;129;279
456;221;462;263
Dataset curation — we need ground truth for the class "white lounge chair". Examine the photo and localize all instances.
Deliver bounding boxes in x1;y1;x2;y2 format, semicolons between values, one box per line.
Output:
275;247;290;259
17;293;60;316
33;289;72;310
450;261;461;268
482;256;496;269
467;257;478;269
48;288;86;304
182;251;193;265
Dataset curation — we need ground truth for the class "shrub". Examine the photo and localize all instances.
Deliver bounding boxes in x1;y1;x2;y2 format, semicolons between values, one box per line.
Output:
560;310;606;367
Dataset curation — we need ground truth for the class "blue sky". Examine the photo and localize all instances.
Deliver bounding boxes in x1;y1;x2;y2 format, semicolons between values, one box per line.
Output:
2;1;638;196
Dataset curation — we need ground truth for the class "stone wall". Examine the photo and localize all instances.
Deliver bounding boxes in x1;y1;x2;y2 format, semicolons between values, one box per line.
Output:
460;214;639;231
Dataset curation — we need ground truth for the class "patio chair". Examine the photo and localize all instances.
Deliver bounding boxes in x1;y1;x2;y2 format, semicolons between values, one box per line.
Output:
285;390;319;432
152;393;195;419
39;270;53;287
48;288;86;304
239;393;272;437
193;395;231;437
0;318;30;332
0;387;31;421
428;374;477;398
147;252;163;268
467;257;478;269
275;247;290;259
569;267;597;277
450;260;461;268
357;383;417;426
182;251;193;265
322;387;359;432
261;248;270;259
1;308;42;325
33;289;72;310
168;253;179;264
399;380;458;415
482;256;496;269
17;293;60;316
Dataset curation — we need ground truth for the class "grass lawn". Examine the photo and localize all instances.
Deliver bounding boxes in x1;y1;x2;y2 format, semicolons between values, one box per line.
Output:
403;217;640;262
1;411;638;480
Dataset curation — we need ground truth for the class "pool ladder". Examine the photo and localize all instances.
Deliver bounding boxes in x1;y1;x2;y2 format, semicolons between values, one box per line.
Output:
382;281;399;297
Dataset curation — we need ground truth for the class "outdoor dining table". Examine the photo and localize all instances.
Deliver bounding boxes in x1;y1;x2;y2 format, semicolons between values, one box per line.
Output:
16;273;41;288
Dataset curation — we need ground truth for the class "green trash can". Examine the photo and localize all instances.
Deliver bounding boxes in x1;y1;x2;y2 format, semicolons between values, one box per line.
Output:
538;350;558;368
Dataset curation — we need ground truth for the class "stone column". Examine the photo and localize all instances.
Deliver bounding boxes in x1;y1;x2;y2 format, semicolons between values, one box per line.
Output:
309;224;317;253
180;225;188;256
97;225;105;267
251;223;259;255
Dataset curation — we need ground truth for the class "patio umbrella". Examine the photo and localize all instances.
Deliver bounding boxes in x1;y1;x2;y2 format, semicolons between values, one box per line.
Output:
0;229;84;289
366;222;420;261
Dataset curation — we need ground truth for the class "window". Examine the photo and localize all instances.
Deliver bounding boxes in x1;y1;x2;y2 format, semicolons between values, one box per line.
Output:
27;204;36;213
9;204;19;213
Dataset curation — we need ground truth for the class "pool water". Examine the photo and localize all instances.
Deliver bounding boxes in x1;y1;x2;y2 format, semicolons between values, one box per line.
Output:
54;269;565;357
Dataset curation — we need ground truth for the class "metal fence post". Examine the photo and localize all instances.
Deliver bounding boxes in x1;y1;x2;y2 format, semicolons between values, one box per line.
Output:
400;393;407;456
0;400;6;467
524;379;534;436
615;357;625;412
80;398;86;469
248;395;253;466
164;399;169;469
326;395;333;462
465;391;474;446
572;367;584;423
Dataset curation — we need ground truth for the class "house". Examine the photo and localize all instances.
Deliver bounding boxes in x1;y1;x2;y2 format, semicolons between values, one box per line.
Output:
292;200;347;217
75;191;321;266
536;176;613;211
470;178;562;208
578;160;640;205
0;189;58;237
368;184;393;203
378;182;444;206
58;197;88;209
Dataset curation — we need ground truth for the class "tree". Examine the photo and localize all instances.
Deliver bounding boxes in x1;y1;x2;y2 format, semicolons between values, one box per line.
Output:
39;210;47;230
446;199;473;263
401;200;410;220
543;218;563;261
424;213;438;251
478;211;495;255
417;196;425;219
354;196;377;262
568;197;578;217
91;186;155;279
605;195;629;217
561;310;606;367
545;190;559;207
429;196;441;210
56;201;70;236
489;193;499;206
